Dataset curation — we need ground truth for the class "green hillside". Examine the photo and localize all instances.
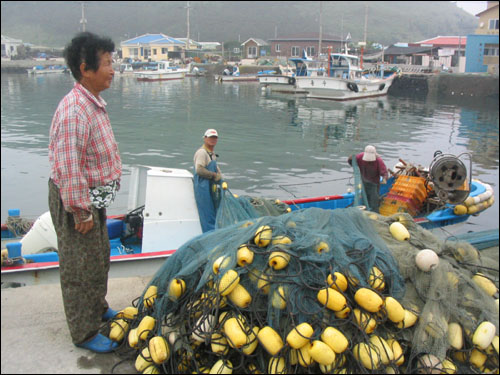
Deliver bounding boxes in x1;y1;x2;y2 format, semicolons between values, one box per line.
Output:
1;1;478;48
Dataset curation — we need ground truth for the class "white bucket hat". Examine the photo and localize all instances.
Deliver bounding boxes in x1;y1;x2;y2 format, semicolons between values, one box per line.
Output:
204;129;218;138
362;145;377;161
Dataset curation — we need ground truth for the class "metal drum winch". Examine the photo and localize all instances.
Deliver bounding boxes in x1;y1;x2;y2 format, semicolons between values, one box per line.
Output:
428;151;472;204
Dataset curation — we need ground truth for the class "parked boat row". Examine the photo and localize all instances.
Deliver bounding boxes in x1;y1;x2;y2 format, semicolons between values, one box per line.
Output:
259;51;399;101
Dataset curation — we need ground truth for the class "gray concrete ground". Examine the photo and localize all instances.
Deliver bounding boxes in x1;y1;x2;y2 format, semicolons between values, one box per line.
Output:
1;276;151;374
1;247;498;374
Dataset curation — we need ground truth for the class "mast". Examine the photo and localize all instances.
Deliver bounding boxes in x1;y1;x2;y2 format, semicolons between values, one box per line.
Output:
318;1;323;58
186;1;191;51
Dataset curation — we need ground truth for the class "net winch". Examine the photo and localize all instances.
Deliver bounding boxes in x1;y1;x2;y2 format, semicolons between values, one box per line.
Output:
428;151;472;205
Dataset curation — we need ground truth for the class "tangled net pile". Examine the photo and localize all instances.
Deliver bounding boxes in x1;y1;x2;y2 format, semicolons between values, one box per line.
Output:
108;188;499;374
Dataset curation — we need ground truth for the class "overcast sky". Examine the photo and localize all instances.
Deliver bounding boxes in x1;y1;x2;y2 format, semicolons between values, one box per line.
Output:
454;1;488;15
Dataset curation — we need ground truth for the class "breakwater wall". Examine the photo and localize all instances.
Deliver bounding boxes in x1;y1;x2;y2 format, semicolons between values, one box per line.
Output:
388;73;499;101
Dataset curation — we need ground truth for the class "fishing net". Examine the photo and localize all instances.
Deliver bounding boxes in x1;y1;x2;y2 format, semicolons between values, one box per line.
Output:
215;188;290;229
108;189;498;374
365;212;499;372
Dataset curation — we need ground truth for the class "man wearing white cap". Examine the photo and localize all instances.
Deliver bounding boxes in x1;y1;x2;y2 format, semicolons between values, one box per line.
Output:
193;129;222;232
348;145;388;212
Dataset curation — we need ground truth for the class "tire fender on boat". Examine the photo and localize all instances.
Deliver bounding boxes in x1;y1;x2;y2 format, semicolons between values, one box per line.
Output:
378;83;385;91
347;82;359;92
288;77;296;85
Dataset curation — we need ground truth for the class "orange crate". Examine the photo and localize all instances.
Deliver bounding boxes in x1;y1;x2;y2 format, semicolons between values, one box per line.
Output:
391;176;428;204
385;193;421;212
379;197;418;217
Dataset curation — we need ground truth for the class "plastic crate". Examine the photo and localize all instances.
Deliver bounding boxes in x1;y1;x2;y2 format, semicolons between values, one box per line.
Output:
385;193;421;213
391;176;428;204
379;197;418;217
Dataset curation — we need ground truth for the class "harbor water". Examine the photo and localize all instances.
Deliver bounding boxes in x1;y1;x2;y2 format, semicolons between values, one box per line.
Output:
1;73;498;236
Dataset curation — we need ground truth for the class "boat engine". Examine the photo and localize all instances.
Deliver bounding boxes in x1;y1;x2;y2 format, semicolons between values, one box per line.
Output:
428;151;472;205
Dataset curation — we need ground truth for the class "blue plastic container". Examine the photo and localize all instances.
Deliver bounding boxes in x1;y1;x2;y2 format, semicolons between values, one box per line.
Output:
6;242;22;258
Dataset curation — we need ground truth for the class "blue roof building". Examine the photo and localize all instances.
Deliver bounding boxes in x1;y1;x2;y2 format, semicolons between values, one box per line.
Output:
121;33;185;61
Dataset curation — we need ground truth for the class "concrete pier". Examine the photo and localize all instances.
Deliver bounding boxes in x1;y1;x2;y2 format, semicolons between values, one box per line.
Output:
388;73;499;102
1;276;150;374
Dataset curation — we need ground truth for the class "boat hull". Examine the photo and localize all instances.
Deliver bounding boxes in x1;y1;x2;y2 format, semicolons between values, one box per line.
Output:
215;75;258;82
27;69;66;75
296;74;395;101
258;75;307;93
136;72;185;81
1;250;174;287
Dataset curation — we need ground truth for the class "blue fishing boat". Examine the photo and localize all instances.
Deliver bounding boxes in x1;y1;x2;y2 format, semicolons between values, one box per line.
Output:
1;154;494;287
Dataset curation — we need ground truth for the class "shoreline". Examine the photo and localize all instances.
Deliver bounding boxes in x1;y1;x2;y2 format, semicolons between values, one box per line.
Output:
2;59;498;101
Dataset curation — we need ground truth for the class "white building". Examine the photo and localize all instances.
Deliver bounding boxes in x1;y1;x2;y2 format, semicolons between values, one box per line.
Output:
198;42;221;50
1;35;23;58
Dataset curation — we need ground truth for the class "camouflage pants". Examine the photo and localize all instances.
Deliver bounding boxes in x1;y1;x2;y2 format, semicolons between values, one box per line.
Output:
48;179;110;344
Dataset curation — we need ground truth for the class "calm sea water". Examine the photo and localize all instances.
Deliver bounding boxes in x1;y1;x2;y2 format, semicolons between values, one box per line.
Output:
1;73;499;236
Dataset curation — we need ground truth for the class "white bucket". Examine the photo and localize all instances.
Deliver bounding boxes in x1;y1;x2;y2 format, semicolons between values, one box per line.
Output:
20;211;58;254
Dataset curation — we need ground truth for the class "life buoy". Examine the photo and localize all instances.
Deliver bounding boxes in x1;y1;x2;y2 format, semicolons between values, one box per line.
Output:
347;82;359;93
288;77;296;85
378;83;385;91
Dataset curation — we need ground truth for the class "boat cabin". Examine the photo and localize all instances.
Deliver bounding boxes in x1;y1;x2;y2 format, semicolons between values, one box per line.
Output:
289;57;326;77
327;54;363;80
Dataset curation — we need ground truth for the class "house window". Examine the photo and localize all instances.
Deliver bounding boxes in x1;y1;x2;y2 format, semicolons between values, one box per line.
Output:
489;19;499;30
276;44;281;52
233;47;240;54
484;46;499;56
153;49;157;55
248;46;257;57
162;48;168;54
306;46;315;56
291;46;300;57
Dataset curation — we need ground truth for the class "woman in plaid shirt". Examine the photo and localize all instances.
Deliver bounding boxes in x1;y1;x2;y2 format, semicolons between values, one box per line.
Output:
48;32;122;353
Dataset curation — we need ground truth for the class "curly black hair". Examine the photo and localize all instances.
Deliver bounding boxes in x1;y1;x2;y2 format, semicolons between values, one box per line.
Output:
64;32;115;81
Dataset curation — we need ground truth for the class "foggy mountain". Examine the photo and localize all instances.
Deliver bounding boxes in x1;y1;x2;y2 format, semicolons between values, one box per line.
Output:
1;1;478;48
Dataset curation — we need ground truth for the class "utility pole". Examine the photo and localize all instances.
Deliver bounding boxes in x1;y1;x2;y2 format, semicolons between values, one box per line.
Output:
340;14;343;53
186;1;191;52
318;1;323;58
80;2;87;32
363;2;368;44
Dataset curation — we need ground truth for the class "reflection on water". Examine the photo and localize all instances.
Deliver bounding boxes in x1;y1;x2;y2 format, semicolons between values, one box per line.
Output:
1;74;498;234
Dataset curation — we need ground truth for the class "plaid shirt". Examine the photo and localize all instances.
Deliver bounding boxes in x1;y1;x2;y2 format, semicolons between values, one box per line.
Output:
49;82;121;222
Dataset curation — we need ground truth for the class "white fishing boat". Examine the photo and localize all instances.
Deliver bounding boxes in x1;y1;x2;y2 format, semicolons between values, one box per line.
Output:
258;51;326;94
296;53;398;101
27;65;68;75
134;61;187;81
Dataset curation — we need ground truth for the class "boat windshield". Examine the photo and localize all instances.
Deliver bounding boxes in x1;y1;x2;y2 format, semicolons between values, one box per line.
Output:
289;58;326;77
330;55;359;68
328;54;362;79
